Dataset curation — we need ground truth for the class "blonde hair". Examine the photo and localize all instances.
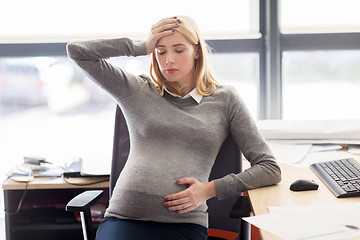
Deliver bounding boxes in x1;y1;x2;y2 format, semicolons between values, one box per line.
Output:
150;15;218;96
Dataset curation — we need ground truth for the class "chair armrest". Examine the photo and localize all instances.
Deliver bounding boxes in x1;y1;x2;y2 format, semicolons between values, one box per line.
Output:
66;190;104;212
230;195;252;218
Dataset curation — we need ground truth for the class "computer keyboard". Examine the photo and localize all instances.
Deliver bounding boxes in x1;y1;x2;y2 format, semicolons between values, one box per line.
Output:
310;158;360;198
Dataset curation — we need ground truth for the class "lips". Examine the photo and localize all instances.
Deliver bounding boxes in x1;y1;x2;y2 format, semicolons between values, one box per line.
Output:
165;68;178;74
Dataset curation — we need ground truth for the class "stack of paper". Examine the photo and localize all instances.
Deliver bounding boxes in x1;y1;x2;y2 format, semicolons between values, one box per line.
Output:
244;203;360;240
256;120;360;167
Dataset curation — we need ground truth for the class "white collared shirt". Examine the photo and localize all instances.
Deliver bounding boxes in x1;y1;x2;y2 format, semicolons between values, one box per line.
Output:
161;87;203;104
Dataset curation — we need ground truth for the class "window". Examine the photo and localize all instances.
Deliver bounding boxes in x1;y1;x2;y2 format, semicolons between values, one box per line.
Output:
209;53;259;118
280;0;360;33
279;0;360;120
282;50;360;120
0;56;114;170
1;0;259;42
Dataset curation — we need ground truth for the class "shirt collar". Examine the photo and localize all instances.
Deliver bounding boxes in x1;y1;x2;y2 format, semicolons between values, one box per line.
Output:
161;87;203;104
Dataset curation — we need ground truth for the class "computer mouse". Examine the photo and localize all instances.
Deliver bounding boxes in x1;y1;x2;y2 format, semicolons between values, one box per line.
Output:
290;179;319;191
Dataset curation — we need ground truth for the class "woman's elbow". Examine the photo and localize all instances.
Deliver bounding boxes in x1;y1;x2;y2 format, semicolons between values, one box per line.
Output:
66;42;83;60
272;163;282;184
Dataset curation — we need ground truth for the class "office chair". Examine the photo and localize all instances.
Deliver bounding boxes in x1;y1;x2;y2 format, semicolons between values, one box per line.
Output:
66;105;252;240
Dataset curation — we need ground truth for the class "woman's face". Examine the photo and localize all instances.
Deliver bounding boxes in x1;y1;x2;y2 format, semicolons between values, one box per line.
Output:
155;31;198;89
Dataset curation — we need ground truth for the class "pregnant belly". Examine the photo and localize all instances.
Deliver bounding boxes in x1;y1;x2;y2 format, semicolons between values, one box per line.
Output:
106;188;207;221
107;175;188;219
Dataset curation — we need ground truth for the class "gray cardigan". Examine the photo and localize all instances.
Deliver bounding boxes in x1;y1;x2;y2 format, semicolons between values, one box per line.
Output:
66;38;281;228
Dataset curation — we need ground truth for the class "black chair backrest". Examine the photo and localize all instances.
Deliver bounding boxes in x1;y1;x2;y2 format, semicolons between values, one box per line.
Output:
110;105;130;194
110;105;242;233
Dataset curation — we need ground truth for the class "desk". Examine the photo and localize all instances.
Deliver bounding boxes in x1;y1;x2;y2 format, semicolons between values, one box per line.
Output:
2;176;109;240
4;162;360;240
247;163;360;240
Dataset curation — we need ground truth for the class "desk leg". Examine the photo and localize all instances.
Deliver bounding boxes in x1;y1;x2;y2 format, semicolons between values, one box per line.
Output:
4;190;12;240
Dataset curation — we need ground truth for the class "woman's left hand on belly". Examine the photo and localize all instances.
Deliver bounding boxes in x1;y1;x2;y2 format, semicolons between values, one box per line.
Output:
163;177;217;214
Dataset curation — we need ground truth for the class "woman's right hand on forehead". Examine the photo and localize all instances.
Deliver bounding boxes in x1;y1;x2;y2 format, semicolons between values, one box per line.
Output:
145;17;180;55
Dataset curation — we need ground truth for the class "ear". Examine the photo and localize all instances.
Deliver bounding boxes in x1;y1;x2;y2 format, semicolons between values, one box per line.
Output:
194;46;201;60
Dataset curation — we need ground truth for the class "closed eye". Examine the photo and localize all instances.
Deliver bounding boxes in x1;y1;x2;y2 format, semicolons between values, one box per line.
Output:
157;49;166;55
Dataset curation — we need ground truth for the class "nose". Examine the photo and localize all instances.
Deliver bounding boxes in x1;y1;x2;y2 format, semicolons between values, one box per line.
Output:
165;53;175;65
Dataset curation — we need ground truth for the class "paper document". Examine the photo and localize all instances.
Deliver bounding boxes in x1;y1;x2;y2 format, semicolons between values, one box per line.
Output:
81;157;111;176
309;144;342;152
267;141;312;164
348;145;360;155
266;141;359;167
64;157;110;177
8;162;63;179
294;149;359;168
244;203;360;240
